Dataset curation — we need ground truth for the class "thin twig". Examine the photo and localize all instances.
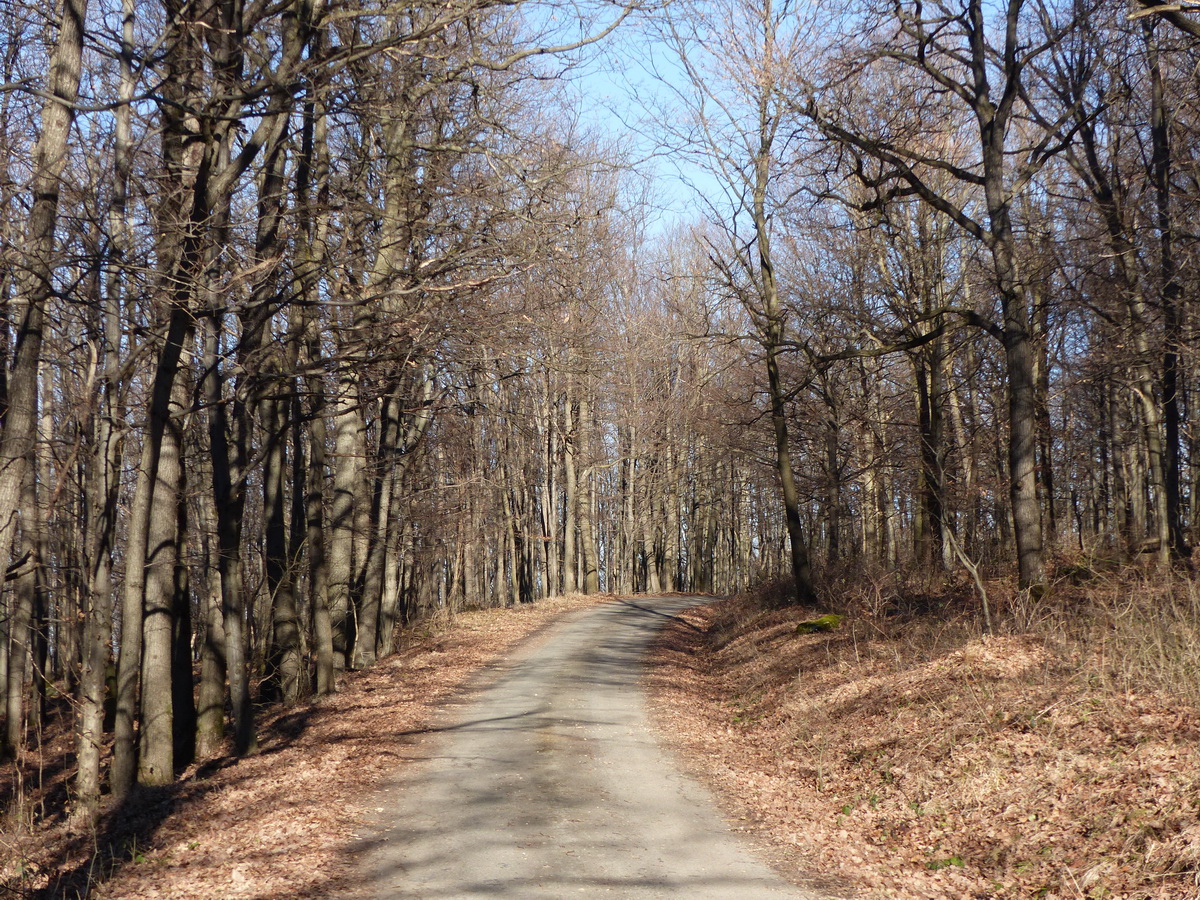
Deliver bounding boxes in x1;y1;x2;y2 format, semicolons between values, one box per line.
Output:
943;527;992;635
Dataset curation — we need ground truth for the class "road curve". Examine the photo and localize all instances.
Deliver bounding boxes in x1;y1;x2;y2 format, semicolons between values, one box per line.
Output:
357;596;816;899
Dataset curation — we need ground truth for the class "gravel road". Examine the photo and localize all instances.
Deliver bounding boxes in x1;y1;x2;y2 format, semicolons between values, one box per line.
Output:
358;596;817;899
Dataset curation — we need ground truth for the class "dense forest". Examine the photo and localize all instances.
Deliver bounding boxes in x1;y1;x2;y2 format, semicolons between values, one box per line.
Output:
0;0;1196;822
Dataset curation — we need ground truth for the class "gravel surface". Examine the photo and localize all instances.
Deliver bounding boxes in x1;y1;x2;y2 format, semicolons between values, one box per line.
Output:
357;597;821;899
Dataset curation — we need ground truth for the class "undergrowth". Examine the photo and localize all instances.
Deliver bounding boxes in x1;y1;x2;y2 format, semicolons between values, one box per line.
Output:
810;557;1200;705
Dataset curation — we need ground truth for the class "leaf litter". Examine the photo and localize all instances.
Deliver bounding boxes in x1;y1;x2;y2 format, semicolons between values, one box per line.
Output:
644;594;1200;900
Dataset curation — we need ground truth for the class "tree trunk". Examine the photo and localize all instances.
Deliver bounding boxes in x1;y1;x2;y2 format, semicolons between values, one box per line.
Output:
1145;25;1186;559
663;437;680;591
562;395;579;593
74;0;131;810
328;373;362;670
1032;288;1057;545
753;83;815;603
3;464;37;756
138;362;187;785
195;507;227;758
264;391;302;701
988;202;1045;591
357;377;434;664
194;331;227;757
171;421;195;771
577;393;601;594
353;393;396;668
0;0;88;591
294;70;334;694
914;352;946;569
823;405;841;563
206;326;257;756
539;387;560;595
75;299;123;812
308;394;333;692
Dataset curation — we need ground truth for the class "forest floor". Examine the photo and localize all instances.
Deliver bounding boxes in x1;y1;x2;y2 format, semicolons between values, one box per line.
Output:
0;593;610;899
5;581;1199;899
645;582;1200;900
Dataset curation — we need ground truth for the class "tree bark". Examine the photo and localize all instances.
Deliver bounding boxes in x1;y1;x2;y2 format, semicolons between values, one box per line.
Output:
3;463;38;756
264;391;302;701
294;64;334;694
74;0;132;811
1145;24;1186;559
194;457;228;758
538;385;560;595
576;393;601;594
562;394;579;593
328;373;362;670
0;0;88;594
137;340;191;785
171;404;195;770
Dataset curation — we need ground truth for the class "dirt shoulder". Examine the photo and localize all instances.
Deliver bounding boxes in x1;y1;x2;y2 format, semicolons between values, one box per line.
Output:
645;595;1200;900
2;594;608;899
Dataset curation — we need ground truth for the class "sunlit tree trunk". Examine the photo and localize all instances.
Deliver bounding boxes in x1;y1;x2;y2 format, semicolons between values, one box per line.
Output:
576;392;601;593
194;434;227;757
1145;25;1186;559
562;393;579;593
74;0;132;809
0;0;88;611
328;372;363;671
264;390;302;701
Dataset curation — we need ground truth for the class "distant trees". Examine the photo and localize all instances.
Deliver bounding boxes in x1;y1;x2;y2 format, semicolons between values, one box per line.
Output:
797;0;1105;591
1;0;771;819
654;0;819;603
0;0;659;809
641;0;1196;603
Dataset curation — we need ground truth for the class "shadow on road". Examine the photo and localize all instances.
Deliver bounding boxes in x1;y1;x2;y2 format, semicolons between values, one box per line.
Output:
351;595;809;900
614;598;710;632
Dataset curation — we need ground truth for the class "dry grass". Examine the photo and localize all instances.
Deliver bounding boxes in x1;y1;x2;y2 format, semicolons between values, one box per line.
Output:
1076;576;1200;707
647;569;1200;900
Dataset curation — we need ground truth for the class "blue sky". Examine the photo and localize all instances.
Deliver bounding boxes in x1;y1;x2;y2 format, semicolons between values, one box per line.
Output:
539;8;726;233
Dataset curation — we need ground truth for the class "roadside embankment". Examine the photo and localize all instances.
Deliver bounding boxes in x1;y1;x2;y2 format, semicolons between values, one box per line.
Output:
647;580;1200;900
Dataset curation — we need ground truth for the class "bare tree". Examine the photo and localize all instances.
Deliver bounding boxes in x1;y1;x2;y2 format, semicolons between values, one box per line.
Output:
0;0;88;758
799;0;1104;590
651;0;819;603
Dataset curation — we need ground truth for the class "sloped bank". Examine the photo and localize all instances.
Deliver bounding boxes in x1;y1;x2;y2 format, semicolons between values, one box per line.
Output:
646;590;1200;900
